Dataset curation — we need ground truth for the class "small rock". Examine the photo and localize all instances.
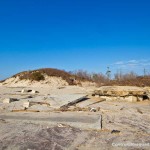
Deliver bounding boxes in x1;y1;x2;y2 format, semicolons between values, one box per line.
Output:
0;118;7;123
31;90;39;94
57;123;69;128
137;108;143;114
21;89;30;93
58;124;64;128
27;96;33;98
96;107;100;111
90;108;97;112
120;107;125;110
88;107;91;111
111;130;121;134
58;87;65;89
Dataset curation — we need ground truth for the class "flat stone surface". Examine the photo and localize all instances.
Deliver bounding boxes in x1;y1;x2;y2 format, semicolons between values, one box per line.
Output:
0;112;101;130
94;86;147;96
76;97;105;108
0;86;150;149
49;94;88;108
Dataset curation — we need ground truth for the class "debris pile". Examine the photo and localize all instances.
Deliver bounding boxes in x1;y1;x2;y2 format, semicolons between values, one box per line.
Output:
92;86;150;102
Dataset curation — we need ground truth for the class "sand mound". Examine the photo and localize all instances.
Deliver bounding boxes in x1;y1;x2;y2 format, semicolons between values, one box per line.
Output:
0;75;68;87
0;68;96;87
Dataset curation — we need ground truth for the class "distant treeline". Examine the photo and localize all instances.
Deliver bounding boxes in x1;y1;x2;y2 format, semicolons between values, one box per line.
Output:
70;70;150;87
1;68;150;87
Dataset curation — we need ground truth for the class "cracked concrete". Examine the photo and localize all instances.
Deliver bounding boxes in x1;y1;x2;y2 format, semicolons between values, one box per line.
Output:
0;85;150;149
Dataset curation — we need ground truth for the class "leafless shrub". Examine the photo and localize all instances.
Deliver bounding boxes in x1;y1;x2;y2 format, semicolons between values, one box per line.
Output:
114;71;137;81
91;73;109;86
111;72;150;87
3;68;150;87
70;70;92;81
12;68;93;85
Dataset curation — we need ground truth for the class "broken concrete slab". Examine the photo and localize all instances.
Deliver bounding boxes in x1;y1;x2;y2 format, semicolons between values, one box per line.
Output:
0;112;102;130
49;94;88;108
21;89;39;94
125;96;138;102
3;98;19;104
93;86;147;97
61;95;88;108
31;90;39;94
30;101;50;106
93;86;149;102
76;98;105;108
28;105;52;112
21;89;31;93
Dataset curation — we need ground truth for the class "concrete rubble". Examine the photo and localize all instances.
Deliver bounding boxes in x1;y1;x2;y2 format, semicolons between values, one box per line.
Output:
3;98;18;104
23;101;30;108
92;86;150;102
21;89;39;94
0;85;150;149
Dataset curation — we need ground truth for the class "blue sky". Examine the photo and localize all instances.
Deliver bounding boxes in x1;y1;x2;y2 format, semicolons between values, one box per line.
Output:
0;0;150;79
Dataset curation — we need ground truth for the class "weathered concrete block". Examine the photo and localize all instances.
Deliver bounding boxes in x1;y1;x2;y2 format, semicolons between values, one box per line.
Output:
21;89;29;93
100;96;111;101
95;95;100;98
118;97;125;101
31;90;39;94
148;94;150;100
125;96;138;102
137;96;143;101
3;98;12;104
23;102;30;108
3;98;18;104
90;108;97;112
21;89;39;94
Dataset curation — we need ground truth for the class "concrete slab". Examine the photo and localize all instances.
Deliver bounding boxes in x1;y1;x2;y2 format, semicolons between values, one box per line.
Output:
23;101;30;108
3;98;18;104
49;94;88;108
76;98;105;108
0;112;102;130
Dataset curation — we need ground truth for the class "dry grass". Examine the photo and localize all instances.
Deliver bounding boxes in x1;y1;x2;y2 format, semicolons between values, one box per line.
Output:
2;68;150;87
105;76;150;87
12;68;89;85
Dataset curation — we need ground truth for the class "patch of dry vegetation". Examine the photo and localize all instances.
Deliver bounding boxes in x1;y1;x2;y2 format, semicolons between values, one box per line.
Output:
0;80;5;83
28;72;45;81
12;68;90;85
109;75;150;87
1;68;150;87
70;70;150;87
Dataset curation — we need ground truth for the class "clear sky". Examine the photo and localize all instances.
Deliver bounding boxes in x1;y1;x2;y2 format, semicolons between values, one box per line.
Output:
0;0;150;79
